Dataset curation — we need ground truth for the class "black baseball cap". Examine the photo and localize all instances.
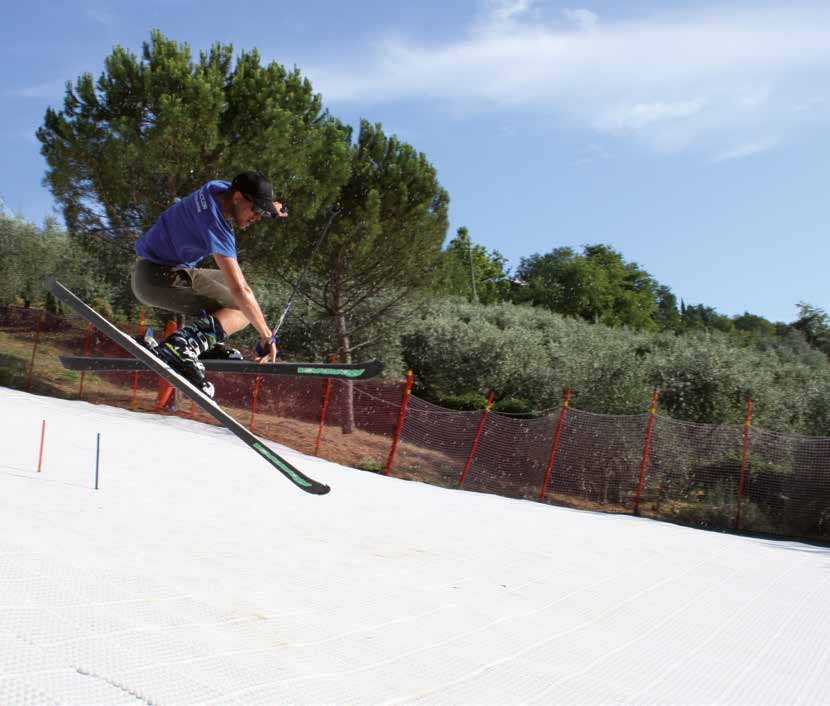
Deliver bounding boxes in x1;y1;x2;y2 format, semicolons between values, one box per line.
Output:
230;171;279;218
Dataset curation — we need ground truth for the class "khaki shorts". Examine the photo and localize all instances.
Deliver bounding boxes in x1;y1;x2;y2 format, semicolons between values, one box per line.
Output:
130;258;238;316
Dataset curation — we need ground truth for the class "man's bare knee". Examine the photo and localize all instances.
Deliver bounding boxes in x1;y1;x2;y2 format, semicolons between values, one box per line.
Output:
214;308;249;336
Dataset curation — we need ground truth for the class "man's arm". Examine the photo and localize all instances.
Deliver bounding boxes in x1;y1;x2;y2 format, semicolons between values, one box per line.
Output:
213;253;277;362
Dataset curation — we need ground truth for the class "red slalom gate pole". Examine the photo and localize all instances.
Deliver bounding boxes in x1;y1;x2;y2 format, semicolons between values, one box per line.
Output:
633;389;660;516
78;322;93;398
314;355;338;457
539;389;572;501
37;419;46;473
384;371;414;475
458;391;495;489
26;308;45;392
736;399;753;531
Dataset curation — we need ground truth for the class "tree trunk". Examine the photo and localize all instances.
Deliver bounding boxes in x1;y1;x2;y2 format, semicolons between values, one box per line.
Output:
332;272;355;434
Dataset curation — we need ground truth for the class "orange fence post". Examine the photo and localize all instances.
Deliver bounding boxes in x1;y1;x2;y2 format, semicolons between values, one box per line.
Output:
78;322;94;398
633;389;660;516
37;419;46;473
313;355;338;456
156;320;178;410
26;308;45;392
249;376;263;432
539;389;572;501
384;371;414;476
458;391;495;489
736;399;753;531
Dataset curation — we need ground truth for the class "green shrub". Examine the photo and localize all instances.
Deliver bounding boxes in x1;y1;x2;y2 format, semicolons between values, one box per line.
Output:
492;398;534;416
423;390;489;411
399;298;830;435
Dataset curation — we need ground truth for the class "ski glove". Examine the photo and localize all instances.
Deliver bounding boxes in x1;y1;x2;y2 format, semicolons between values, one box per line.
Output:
255;335;278;357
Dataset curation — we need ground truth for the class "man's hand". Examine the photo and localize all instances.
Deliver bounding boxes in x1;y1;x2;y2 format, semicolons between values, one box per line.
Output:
274;201;288;218
255;336;278;364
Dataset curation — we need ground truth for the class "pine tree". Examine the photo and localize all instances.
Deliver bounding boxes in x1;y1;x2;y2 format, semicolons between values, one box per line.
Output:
37;30;351;310
303;121;449;432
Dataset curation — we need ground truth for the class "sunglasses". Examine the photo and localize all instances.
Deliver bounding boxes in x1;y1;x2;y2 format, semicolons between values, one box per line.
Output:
242;193;272;219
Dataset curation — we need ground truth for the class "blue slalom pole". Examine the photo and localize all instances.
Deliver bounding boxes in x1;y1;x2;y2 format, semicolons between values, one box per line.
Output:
94;433;100;490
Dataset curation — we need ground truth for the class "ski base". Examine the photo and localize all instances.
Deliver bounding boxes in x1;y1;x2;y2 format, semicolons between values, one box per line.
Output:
46;278;330;495
59;355;383;379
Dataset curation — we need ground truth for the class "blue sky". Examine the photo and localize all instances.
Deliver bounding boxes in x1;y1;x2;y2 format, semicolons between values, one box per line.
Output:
2;0;829;324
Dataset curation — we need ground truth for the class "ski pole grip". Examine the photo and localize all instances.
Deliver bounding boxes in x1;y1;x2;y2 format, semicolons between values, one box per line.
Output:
256;335;277;357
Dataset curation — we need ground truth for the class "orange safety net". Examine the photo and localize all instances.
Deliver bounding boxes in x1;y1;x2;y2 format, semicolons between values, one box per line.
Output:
3;304;830;543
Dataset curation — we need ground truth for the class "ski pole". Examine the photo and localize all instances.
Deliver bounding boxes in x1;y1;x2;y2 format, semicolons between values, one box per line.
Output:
257;205;339;356
271;205;339;338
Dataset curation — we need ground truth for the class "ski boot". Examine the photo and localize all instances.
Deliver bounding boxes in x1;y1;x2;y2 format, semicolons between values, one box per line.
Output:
155;315;226;397
136;329;161;353
200;341;243;361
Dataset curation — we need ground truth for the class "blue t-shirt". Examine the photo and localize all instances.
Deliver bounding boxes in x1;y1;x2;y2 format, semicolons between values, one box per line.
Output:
135;181;237;268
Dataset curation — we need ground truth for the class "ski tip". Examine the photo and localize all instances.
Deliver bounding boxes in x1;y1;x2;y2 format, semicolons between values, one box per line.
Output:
298;478;331;495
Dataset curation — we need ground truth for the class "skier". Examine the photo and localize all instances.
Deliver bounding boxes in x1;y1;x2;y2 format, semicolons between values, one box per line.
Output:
131;171;287;395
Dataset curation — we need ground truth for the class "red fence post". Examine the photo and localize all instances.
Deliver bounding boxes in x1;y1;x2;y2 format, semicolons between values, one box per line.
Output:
314;355;338;457
26;308;45;392
78;322;94;398
539;389;572;501
37;419;46;473
156;320;178;410
249;376;263;432
458;391;495;489
736;398;753;531
384;370;414;476
633;389;660;516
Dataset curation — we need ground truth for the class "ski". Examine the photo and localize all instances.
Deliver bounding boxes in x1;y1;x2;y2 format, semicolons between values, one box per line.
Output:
59;355;383;379
46;278;330;495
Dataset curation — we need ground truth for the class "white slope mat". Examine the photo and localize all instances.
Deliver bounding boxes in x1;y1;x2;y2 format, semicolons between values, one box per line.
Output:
1;387;828;705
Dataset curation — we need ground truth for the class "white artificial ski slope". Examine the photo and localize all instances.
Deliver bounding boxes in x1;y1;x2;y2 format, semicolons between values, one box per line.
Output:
0;387;828;706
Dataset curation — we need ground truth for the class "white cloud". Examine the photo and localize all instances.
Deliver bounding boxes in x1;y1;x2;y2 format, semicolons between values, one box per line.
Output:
306;3;830;154
485;0;536;25
562;8;598;30
711;137;779;163
597;99;706;133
